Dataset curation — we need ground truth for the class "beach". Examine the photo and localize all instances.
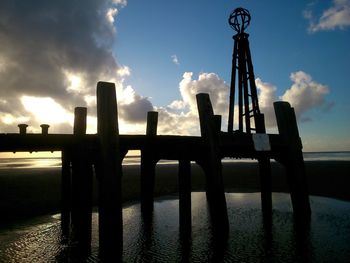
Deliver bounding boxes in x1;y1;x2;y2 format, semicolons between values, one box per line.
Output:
1;160;349;228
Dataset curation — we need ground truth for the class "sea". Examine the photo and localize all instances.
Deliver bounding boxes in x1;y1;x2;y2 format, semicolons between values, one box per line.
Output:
0;151;349;169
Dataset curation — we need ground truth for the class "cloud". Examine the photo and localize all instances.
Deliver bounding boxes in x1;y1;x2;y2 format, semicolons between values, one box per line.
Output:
281;71;330;119
171;54;180;66
0;0;155;133
305;0;350;32
255;78;278;127
156;72;230;135
256;72;331;127
119;87;154;123
155;71;331;135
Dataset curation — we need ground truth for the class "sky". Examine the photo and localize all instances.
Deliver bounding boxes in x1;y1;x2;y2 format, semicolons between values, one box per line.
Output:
0;0;349;152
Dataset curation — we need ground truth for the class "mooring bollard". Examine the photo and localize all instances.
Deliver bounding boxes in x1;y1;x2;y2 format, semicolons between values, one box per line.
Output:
96;81;123;259
40;124;50;135
274;101;311;219
18;124;28;135
141;111;158;214
196;93;229;234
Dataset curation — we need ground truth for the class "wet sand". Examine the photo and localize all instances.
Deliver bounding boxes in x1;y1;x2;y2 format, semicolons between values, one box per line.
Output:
0;161;349;227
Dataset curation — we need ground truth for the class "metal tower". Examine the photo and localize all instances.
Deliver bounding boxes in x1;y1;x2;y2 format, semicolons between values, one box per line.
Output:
227;8;265;134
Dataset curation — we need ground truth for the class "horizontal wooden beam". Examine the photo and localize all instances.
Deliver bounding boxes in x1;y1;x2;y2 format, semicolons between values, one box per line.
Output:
0;133;289;161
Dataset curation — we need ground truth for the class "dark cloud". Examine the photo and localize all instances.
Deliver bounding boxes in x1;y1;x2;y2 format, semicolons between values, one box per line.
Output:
119;96;154;123
0;0;123;130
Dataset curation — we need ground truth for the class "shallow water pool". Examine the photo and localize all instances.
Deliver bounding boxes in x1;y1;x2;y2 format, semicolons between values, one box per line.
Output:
0;192;349;262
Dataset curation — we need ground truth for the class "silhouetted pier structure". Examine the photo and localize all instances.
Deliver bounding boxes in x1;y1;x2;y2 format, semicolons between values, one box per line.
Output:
0;7;310;259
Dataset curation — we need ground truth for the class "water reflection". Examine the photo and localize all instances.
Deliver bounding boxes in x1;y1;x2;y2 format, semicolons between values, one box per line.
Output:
0;193;349;262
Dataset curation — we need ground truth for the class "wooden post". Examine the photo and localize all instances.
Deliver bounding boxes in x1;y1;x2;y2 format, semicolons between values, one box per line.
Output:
146;111;158;136
274;101;311;219
71;107;93;250
61;149;71;237
178;159;191;235
256;113;272;217
96;82;123;259
141;111;158;214
196;93;229;234
213;115;222;133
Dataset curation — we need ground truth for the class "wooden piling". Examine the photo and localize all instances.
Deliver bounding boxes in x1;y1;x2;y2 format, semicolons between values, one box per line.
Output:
141;111;158;214
255;113;272;217
178;159;191;234
196;93;229;233
146;111;158;136
96;82;123;258
71;107;93;249
274;101;311;219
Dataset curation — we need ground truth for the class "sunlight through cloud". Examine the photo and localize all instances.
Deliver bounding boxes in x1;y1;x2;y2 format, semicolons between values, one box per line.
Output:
21;96;73;124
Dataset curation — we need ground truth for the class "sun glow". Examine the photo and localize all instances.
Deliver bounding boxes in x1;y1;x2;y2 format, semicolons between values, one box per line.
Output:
1;113;30;125
63;70;84;93
21;96;73;124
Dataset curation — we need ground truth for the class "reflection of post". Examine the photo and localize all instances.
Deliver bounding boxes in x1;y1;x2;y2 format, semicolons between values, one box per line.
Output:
178;159;191;235
179;159;192;236
196;93;229;234
71;107;92;251
274;101;311;219
141;111;158;214
96;82;123;259
61;149;71;236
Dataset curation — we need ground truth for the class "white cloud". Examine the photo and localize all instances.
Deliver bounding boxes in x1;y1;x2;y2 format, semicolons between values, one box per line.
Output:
255;78;278;127
178;72;229;115
171;54;180;66
168;100;186;110
113;0;127;7
305;0;350;32
117;65;131;77
155;71;331;135
154;72;230;135
106;8;118;29
281;71;330;119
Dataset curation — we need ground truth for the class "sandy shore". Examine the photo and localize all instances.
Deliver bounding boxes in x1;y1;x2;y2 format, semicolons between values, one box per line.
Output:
0;161;349;227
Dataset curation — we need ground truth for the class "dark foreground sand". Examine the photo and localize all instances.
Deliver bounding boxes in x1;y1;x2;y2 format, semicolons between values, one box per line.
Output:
0;161;349;227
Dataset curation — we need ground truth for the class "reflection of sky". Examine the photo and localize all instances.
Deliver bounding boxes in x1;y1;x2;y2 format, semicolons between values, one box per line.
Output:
0;151;349;169
1;193;350;262
0;158;62;169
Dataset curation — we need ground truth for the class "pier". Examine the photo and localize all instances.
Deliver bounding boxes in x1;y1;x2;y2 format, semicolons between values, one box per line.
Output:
0;7;310;259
